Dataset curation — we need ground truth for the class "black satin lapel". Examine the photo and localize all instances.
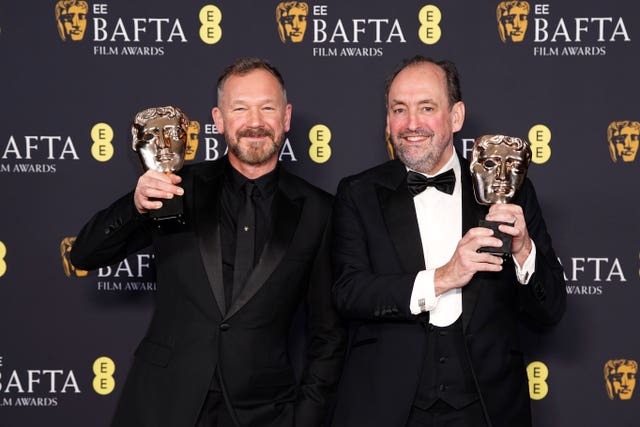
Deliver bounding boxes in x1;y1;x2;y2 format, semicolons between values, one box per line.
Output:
225;190;300;319
459;153;488;332
378;182;425;272
195;175;226;317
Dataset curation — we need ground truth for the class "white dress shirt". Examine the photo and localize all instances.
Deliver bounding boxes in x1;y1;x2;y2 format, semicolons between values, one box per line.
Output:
408;152;536;326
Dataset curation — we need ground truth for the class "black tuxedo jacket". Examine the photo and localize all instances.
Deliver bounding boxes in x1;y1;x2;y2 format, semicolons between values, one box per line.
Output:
330;155;565;427
71;158;345;427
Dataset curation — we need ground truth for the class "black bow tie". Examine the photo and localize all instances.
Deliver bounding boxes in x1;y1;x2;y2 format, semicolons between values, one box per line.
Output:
407;169;456;196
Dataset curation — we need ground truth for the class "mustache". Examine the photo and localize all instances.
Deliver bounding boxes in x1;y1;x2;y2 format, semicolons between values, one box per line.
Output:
398;129;434;139
238;127;274;139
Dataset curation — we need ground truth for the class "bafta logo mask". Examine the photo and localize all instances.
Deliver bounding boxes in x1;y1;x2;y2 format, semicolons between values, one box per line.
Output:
605;359;638;400
55;0;88;42
131;106;190;173
497;1;530;43
608;120;640;162
185;120;200;161
61;237;88;277
276;2;309;43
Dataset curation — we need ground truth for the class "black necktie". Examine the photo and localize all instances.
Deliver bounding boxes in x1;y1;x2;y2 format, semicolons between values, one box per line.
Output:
407;169;456;196
232;181;256;301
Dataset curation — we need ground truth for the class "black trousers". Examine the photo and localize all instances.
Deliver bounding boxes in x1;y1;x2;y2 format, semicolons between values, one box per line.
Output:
406;399;488;427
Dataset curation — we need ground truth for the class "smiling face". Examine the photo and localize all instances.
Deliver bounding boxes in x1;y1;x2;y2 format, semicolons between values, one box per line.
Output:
386;62;465;174
212;68;291;171
470;135;531;205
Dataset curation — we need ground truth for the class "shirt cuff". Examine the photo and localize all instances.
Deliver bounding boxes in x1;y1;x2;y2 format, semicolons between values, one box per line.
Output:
513;239;536;285
410;269;439;314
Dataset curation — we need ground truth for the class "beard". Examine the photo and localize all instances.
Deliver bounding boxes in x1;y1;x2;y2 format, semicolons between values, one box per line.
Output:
391;129;449;174
227;126;283;165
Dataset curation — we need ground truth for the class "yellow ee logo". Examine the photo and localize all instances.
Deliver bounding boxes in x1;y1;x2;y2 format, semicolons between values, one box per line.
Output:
527;361;549;400
0;241;6;277
199;5;222;44
528;124;551;164
91;123;114;162
93;356;116;395
418;5;442;45
308;124;332;164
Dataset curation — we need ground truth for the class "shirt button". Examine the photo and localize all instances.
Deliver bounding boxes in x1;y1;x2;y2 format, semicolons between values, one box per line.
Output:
219;323;230;331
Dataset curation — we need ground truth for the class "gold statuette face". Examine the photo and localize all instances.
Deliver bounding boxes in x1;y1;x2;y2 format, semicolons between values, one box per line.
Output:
131;106;190;173
605;359;638;400
470;134;532;205
276;2;309;43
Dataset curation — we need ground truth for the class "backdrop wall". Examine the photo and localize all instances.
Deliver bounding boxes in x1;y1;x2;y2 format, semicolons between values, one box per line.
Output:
1;1;638;426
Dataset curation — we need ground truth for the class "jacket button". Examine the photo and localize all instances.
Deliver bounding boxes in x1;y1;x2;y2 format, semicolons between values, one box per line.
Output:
219;323;230;331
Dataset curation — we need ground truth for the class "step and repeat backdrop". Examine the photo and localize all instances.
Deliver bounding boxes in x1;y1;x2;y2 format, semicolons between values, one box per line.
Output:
1;1;638;426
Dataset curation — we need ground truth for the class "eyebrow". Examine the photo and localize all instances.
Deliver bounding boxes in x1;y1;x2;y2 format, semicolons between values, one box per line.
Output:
389;98;437;106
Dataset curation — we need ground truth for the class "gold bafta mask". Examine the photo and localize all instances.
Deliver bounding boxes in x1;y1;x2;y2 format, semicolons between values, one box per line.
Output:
55;0;88;42
608;121;640;162
131;106;190;173
185;120;200;161
605;359;638;400
497;1;530;43
470;135;532;205
276;2;309;43
385;131;395;160
60;237;88;277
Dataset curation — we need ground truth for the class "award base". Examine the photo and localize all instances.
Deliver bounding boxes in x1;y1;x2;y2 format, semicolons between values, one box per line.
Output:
150;195;184;225
477;219;512;258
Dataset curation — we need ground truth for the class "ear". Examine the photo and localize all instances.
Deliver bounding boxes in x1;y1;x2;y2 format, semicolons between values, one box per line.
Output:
211;107;224;134
451;101;465;133
284;103;292;133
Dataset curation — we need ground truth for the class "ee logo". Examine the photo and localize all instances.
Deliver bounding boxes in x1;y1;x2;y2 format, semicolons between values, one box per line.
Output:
418;5;442;45
527;361;549;400
93;356;116;395
199;5;222;44
91;123;114;162
0;241;6;277
528;124;552;164
309;124;332;164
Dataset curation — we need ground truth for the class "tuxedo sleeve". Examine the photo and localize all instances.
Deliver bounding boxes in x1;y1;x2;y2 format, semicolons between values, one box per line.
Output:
296;211;347;426
331;178;417;321
516;180;566;328
70;191;153;271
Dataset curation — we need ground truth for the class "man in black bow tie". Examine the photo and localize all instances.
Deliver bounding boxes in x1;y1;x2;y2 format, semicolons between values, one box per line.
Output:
330;56;566;427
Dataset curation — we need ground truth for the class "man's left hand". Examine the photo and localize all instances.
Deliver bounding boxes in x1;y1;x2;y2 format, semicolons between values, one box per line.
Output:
485;203;532;265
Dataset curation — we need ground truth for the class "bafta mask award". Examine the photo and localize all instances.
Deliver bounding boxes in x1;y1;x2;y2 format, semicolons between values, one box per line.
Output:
470;134;532;257
132;106;189;223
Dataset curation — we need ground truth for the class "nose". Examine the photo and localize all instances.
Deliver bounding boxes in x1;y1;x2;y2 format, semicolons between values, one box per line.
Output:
246;108;264;127
621;375;629;388
157;132;171;149
496;160;508;181
513;16;521;30
406;110;419;131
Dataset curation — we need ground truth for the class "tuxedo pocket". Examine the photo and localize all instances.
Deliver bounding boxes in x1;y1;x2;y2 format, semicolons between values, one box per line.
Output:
352;337;377;348
134;339;171;367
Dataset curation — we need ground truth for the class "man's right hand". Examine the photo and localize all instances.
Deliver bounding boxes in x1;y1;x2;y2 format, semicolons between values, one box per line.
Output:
134;170;183;214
